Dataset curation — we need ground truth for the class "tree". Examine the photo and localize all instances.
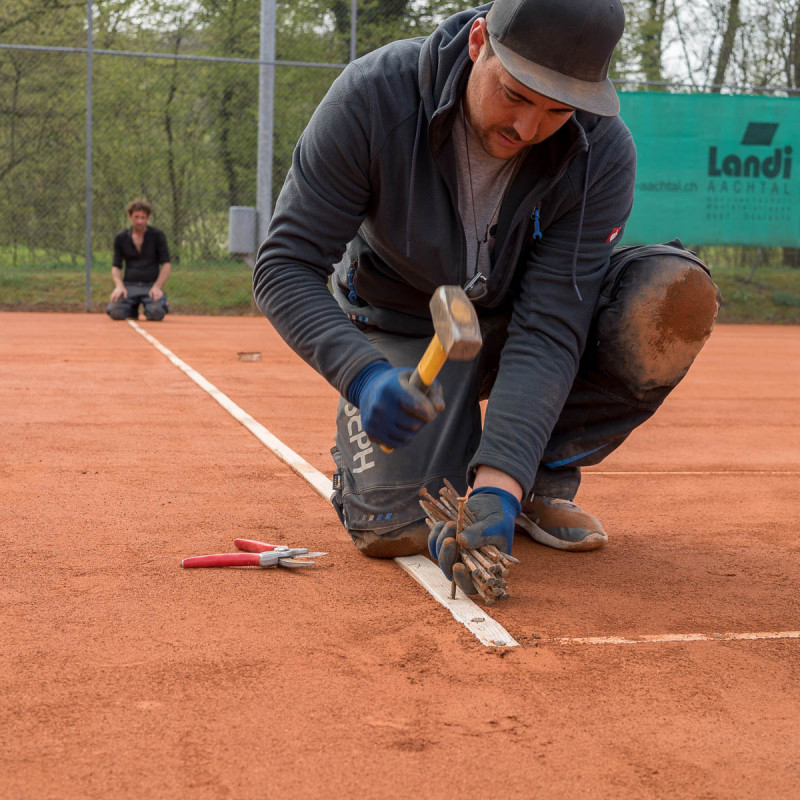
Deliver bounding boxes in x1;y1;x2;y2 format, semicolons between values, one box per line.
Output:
637;0;669;84
0;0;87;263
197;0;259;210
711;0;741;90
3;0;799;277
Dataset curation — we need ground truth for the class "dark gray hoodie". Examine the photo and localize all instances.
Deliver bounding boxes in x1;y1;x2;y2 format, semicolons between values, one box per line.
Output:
254;3;636;494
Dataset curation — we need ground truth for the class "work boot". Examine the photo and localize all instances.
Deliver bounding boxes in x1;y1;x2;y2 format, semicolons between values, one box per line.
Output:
516;496;608;552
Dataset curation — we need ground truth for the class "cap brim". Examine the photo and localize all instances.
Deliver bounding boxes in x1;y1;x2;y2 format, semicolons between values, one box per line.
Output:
490;34;620;117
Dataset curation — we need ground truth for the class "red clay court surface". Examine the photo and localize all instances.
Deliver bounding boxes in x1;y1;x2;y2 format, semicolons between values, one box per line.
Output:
2;311;799;799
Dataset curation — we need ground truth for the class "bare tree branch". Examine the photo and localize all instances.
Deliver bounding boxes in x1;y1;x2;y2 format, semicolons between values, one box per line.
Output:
712;0;741;90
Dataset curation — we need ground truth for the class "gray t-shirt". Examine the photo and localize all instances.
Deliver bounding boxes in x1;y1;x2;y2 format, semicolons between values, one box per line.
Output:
452;105;523;280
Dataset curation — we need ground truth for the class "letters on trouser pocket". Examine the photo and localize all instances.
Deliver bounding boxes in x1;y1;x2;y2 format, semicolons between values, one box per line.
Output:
332;398;466;534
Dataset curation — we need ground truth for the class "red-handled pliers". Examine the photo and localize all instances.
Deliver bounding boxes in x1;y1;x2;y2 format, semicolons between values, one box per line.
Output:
181;539;327;569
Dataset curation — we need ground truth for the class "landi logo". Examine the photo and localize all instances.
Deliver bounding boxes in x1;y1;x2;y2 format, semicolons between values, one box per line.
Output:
708;122;793;179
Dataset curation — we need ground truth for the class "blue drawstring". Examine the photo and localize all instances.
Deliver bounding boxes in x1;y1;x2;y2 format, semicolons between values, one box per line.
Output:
532;203;542;241
347;264;358;303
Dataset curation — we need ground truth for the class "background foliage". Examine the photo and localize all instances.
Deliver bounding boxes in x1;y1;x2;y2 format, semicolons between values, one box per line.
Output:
1;0;799;318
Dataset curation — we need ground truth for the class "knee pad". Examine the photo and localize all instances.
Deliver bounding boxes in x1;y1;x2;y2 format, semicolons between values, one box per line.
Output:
596;255;721;395
144;306;166;321
107;306;131;320
348;520;430;559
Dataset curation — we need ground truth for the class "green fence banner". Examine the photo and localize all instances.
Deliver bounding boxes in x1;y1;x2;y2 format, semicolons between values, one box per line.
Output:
619;92;799;247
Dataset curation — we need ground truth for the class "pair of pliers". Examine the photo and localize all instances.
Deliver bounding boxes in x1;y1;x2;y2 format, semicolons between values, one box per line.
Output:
181;538;327;569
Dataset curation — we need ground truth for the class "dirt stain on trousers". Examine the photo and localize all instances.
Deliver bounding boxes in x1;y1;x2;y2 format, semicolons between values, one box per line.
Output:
597;258;721;396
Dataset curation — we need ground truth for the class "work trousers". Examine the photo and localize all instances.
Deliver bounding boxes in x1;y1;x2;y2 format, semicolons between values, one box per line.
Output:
331;242;721;556
107;282;168;321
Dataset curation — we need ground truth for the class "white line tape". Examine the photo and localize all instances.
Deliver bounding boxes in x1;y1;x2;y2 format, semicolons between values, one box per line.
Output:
589;470;800;475
394;556;517;647
128;320;519;648
553;631;800;645
130;321;796;651
128;320;330;497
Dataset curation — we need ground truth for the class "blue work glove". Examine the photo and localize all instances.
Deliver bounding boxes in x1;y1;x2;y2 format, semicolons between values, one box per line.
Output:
428;486;522;595
348;361;444;449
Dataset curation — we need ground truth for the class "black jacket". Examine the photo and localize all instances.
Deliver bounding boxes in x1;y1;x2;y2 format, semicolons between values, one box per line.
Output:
254;4;636;493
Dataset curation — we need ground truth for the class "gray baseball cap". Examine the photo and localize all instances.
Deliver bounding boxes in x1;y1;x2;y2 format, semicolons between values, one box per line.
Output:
486;0;625;117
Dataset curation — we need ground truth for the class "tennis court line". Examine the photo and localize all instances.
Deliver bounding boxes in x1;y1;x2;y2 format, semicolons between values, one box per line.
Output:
129;321;798;651
589;470;800;476
553;631;800;645
128;320;519;649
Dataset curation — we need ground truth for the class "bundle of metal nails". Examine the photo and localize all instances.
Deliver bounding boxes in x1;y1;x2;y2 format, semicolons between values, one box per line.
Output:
419;479;519;606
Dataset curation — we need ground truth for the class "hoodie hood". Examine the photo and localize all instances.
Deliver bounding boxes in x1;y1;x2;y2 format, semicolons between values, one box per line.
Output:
417;5;616;151
417;6;488;150
412;4;620;300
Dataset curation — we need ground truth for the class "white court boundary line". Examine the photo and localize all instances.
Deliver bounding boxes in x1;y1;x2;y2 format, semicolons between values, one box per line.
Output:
553;631;800;645
589;470;800;476
129;321;800;649
128;320;518;648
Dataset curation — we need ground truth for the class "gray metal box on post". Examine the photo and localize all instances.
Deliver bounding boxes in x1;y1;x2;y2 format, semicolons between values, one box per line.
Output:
228;206;258;269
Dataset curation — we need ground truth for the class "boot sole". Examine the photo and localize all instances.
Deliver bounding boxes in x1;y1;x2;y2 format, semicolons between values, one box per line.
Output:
515;514;608;552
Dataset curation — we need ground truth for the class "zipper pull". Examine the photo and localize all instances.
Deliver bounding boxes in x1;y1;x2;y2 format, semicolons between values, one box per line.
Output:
464;271;487;300
531;203;542;241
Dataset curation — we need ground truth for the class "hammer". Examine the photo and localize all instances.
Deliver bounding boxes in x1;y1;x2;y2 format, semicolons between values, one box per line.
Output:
381;285;482;453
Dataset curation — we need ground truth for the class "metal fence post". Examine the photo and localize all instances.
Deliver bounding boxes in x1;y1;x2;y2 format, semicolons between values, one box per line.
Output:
351;0;358;62
256;0;276;249
85;0;93;311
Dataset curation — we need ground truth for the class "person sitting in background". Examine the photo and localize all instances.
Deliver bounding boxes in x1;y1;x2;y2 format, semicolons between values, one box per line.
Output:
107;199;171;321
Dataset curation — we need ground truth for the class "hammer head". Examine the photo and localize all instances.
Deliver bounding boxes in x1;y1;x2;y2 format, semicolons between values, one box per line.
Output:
429;285;482;360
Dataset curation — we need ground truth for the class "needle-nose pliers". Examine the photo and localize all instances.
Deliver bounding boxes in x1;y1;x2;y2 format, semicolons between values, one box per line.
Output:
181;538;326;569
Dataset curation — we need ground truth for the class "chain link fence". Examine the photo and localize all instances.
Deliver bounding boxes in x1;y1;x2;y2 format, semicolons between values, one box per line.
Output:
2;1;798;316
1;0;466;311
